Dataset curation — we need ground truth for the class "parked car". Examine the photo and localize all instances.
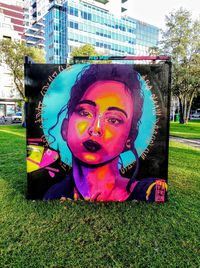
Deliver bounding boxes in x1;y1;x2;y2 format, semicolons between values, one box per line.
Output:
11;112;22;123
190;111;200;119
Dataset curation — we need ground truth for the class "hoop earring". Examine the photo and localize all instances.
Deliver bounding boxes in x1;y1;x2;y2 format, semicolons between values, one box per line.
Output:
126;139;132;149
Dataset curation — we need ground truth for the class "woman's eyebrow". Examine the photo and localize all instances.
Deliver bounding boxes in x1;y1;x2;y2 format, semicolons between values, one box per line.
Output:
78;100;96;106
107;107;127;118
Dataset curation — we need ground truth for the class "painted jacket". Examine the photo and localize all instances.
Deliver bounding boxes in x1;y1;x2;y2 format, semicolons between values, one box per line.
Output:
27;148;167;202
43;173;167;202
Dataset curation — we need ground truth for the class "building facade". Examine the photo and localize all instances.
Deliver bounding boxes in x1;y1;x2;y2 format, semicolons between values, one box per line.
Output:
23;0;47;48
45;0;68;63
44;0;159;63
24;0;159;63
0;1;24;38
0;1;24;118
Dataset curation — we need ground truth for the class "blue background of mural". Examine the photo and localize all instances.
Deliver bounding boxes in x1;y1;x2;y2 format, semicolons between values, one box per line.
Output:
42;64;156;168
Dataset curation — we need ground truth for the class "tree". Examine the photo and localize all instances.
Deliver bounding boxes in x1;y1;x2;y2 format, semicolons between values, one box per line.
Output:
0;39;45;99
70;44;98;64
148;46;162;56
161;8;200;123
70;44;111;64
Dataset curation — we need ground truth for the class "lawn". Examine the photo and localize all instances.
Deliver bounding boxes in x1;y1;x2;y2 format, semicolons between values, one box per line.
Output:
170;120;200;139
0;125;199;267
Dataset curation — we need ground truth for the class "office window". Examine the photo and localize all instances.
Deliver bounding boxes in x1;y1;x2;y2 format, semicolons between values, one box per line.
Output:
119;25;126;31
69;7;78;17
69;21;78;29
75;23;78;29
81;11;92;20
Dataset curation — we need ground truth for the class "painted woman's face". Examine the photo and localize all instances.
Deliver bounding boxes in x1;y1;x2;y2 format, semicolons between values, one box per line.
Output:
62;80;134;165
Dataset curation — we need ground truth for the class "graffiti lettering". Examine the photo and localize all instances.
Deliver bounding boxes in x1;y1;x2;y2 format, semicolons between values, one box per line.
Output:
37;65;67;143
35;118;43;124
41;135;49;148
58;65;65;72
120;163;136;174
141;152;147;160
41;65;65;97
41;84;50;96
60;162;71;173
35;101;45;120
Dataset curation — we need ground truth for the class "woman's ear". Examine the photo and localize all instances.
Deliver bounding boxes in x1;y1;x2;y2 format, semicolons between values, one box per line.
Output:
61;119;68;141
126;139;132;149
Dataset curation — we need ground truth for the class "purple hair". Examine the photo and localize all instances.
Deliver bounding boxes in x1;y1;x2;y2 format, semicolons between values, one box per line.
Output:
67;64;144;144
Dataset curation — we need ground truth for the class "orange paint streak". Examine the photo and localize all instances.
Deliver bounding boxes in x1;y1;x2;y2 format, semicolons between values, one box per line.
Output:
106;182;114;190
84;154;96;161
96;168;107;180
97;95;123;113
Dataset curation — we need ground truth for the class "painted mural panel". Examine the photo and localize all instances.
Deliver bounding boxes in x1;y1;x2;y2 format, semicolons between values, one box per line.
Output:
25;63;170;202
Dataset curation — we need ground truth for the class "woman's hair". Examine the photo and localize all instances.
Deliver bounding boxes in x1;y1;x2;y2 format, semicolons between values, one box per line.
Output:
49;64;144;192
67;64;144;144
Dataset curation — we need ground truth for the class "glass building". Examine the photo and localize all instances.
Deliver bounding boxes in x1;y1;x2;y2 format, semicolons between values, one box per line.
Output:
44;0;159;63
45;0;68;63
24;0;47;48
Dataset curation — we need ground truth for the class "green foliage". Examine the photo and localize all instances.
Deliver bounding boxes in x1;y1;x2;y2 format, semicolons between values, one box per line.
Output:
148;46;162;56
0;39;45;99
0;125;199;267
70;44;98;64
27;46;46;64
71;44;98;58
70;44;111;64
162;8;200;123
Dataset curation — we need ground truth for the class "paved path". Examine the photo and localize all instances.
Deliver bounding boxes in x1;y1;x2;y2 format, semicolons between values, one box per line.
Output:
170;136;200;149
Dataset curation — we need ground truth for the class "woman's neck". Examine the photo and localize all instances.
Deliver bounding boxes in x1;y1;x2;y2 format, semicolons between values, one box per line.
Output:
72;157;130;201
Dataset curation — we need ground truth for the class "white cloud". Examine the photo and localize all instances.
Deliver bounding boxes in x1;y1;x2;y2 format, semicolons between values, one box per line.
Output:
126;0;200;29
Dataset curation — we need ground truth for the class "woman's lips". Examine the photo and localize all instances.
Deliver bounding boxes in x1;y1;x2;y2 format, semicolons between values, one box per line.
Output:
83;140;102;152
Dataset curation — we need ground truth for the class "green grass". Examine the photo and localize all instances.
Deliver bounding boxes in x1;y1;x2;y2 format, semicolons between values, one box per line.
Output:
0;125;200;267
170;120;200;139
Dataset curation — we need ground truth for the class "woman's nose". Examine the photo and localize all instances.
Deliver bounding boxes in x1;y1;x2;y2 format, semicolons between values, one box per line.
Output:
88;114;103;137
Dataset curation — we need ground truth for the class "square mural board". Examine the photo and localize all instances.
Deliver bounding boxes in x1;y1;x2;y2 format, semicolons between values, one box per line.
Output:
25;63;170;202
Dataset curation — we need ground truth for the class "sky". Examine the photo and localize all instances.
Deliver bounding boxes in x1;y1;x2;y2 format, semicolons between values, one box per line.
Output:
126;0;200;30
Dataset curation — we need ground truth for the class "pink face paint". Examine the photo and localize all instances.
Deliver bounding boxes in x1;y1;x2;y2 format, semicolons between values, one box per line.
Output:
65;80;133;166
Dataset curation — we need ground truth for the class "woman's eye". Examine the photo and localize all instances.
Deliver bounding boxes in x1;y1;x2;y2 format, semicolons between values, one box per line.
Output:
78;110;92;118
107;118;123;125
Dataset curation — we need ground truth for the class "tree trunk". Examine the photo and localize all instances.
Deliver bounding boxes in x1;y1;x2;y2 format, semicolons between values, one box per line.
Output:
186;90;195;123
183;96;187;123
179;97;184;124
21;100;26;128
